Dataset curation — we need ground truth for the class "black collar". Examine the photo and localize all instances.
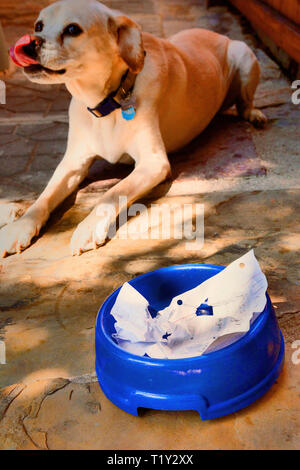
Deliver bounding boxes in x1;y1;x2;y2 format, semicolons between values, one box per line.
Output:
87;69;137;119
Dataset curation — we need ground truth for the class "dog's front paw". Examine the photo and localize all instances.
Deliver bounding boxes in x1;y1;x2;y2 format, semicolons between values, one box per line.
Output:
0;215;42;257
70;213;111;256
0;203;24;229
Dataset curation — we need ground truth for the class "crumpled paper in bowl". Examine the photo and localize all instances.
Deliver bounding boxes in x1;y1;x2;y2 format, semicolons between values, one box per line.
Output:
110;250;268;359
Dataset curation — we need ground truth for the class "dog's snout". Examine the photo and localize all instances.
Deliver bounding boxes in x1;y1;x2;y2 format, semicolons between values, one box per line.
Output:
22;36;44;59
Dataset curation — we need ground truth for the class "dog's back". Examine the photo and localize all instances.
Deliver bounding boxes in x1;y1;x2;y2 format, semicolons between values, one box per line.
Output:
140;29;231;152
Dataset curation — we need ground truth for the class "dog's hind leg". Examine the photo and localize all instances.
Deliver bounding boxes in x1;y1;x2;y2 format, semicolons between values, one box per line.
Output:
227;40;267;128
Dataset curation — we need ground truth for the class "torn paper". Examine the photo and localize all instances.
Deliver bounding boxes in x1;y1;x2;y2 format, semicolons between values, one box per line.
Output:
110;250;268;359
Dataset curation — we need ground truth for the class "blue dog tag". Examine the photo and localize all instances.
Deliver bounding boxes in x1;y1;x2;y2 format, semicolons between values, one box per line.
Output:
122;106;136;121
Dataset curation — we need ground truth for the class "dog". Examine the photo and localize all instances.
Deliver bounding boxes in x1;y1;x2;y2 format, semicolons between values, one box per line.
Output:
0;0;267;256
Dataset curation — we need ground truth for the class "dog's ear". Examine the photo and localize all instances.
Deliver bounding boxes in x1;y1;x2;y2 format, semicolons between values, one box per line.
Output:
108;15;144;73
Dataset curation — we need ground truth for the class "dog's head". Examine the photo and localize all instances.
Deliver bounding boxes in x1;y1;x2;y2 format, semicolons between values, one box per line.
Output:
13;0;145;85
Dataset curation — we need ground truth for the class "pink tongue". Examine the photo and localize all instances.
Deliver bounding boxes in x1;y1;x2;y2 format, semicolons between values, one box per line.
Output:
9;34;39;67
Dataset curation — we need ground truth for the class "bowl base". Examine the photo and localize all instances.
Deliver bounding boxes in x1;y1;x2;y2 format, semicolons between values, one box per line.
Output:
96;332;284;420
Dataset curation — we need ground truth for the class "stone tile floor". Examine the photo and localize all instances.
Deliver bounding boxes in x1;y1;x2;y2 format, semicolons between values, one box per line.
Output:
0;0;299;450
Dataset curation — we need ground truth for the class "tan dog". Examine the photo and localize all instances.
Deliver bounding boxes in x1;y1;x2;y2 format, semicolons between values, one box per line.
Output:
0;0;266;256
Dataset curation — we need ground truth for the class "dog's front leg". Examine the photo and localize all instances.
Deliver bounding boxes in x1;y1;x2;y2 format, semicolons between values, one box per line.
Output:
70;123;171;255
0;140;94;257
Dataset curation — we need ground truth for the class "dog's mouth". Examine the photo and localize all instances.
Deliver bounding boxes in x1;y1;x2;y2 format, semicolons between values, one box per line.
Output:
25;63;66;75
10;35;66;76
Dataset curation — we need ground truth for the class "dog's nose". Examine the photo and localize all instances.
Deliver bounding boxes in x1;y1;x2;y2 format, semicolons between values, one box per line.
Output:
22;36;44;60
34;36;44;48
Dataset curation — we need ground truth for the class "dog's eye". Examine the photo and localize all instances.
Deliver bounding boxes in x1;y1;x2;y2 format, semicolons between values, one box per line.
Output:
63;24;83;37
35;21;44;33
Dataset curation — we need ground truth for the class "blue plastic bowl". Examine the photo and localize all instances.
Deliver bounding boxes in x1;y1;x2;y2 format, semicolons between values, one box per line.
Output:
95;264;284;420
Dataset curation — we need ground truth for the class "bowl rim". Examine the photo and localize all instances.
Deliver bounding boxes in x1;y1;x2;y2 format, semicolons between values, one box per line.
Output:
96;263;270;364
